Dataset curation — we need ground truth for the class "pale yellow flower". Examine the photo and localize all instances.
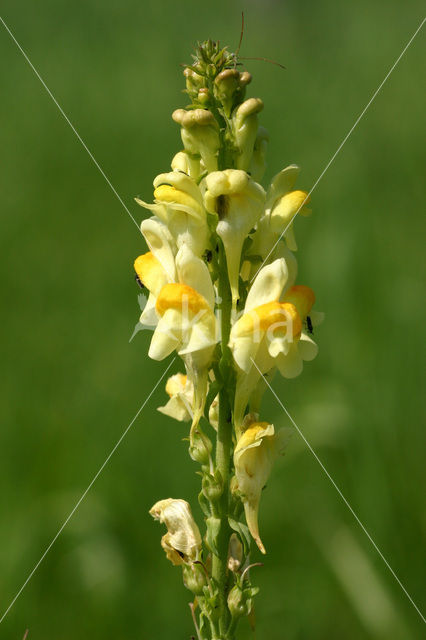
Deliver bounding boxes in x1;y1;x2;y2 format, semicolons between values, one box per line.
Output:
134;243;213;328
157;373;194;422
203;169;265;308
134;241;217;426
230;258;298;430
265;164;311;251
149;259;217;427
234;422;289;554
150;498;202;566
136;171;208;256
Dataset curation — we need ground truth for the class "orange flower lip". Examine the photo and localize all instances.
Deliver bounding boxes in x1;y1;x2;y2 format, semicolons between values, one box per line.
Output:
156;283;211;316
283;285;315;319
236;301;302;337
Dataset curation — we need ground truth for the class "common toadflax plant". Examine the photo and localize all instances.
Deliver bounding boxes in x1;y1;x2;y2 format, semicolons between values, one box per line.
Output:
132;40;323;639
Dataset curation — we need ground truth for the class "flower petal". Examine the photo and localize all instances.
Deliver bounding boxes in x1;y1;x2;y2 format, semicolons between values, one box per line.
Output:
148;310;182;360
276;343;303;378
140;291;159;326
140;218;176;281
175;245;215;309
266;164;299;209
299;332;318;361
244;258;288;313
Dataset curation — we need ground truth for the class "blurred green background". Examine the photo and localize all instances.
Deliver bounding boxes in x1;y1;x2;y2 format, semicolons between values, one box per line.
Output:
0;1;425;638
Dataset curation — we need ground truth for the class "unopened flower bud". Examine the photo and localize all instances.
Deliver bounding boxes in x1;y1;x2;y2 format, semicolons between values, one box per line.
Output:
182;562;207;595
233;98;264;172
189;429;212;465
239;71;252;87
208;394;219;430
197;87;210;105
184;67;205;98
214;68;240;116
172;108;219;173
228;533;244;572
202;469;223;503
227;584;259;619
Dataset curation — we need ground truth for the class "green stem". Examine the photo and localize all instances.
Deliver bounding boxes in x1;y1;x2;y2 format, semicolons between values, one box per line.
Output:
211;242;234;639
206;82;237;639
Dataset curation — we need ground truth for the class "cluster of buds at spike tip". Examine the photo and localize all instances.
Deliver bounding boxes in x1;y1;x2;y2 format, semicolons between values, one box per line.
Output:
132;38;323;639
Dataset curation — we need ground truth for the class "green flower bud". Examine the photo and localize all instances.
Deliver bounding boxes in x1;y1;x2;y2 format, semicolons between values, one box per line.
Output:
239;71;252;88
227;533;244;572
197;87;210;106
184;67;205;98
202;469;223;503
189;429;212;465
214;68;240;116
227;584;259;619
182;562;207;595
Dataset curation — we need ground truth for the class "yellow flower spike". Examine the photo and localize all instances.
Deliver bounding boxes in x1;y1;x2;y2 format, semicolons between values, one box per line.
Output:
204;169;265;308
234;422;289;554
157;373;194;422
150;498;202;565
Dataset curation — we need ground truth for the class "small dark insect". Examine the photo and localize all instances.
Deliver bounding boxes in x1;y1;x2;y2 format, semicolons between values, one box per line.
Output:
134;274;145;289
204;249;213;263
306;315;314;335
